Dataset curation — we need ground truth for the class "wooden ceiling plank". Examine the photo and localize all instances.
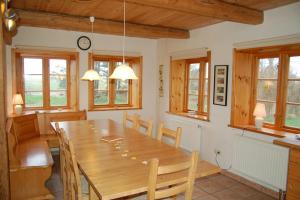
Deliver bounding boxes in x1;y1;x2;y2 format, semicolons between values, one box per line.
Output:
123;0;264;25
16;9;190;39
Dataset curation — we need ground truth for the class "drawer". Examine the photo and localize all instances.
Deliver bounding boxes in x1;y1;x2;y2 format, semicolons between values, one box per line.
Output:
287;178;300;200
290;149;300;165
288;162;300;181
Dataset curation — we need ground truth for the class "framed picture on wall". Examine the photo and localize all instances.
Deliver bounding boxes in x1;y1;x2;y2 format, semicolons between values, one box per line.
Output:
213;65;228;106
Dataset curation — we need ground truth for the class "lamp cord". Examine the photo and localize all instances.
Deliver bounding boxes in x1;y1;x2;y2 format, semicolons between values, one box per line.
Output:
122;0;126;64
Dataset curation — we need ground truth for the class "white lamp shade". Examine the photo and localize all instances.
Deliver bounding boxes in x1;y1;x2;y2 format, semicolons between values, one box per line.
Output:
13;94;24;105
81;69;101;81
253;103;266;118
109;63;138;81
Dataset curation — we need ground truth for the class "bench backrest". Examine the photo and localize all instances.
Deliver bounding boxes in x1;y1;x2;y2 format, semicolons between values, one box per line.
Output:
12;114;40;143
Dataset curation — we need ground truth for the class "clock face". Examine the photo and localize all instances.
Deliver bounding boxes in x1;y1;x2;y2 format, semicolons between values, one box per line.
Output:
77;36;91;51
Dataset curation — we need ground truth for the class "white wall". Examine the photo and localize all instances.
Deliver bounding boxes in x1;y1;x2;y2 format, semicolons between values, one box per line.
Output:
6;27;159;125
157;2;300;191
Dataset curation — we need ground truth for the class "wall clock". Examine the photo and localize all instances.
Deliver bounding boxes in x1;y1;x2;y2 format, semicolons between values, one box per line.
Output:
77;36;91;51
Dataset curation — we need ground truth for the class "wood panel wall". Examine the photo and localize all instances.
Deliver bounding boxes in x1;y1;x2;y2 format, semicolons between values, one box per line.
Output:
170;59;186;113
231;50;254;126
0;20;10;198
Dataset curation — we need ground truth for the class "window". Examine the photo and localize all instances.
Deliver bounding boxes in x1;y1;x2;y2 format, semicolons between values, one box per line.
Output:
231;43;300;133
14;49;79;111
22;57;69;109
89;54;142;110
169;53;211;121
185;59;209;115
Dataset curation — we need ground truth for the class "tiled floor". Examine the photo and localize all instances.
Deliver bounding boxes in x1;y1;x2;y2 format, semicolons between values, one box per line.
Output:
47;154;277;200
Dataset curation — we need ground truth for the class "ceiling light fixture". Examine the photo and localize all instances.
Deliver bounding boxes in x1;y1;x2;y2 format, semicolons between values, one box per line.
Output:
81;16;101;81
109;0;138;81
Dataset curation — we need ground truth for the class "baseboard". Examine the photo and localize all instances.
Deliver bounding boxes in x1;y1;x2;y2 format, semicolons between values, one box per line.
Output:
221;170;279;199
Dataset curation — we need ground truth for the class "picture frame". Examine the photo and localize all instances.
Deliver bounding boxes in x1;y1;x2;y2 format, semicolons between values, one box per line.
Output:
213;65;228;106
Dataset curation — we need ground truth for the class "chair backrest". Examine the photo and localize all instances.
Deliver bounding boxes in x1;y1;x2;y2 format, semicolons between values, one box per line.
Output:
147;151;199;200
157;122;182;148
11;114;40;143
135;118;153;137
60;129;82;200
123;111;139;129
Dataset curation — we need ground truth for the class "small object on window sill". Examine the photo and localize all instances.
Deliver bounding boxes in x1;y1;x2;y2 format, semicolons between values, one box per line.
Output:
57;108;63;111
296;134;300;140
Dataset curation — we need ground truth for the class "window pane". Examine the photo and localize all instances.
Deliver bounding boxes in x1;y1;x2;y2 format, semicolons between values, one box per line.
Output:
50;75;67;90
257;80;277;101
94;61;109;90
204;79;208;95
25;92;43;107
188;95;198;111
116;80;129;90
49;59;67;75
24;75;43;91
24;58;43;74
94;91;109;105
289;56;300;79
285;104;300;128
189;63;200;79
204;95;208;113
50;91;67;106
258;58;279;79
189;80;199;95
287;81;300;103
258;101;276;124
115;91;128;104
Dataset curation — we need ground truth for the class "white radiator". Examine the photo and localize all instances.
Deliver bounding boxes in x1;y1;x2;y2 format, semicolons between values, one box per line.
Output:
232;135;289;191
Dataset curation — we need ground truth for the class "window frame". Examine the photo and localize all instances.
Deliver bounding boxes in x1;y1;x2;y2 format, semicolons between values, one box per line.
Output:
184;57;209;116
88;54;142;111
251;49;300;132
20;54;71;110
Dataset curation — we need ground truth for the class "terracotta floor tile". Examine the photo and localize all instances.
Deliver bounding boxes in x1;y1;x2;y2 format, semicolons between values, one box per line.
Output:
209;174;239;188
192;187;209;199
229;183;258;198
195;178;228;194
244;193;277;200
213;189;245;200
194;194;218;200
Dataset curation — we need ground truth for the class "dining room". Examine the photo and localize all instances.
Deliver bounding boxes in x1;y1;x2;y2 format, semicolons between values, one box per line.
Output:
1;0;300;200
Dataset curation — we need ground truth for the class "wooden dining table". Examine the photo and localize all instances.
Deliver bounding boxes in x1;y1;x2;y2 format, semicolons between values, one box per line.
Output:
52;119;221;200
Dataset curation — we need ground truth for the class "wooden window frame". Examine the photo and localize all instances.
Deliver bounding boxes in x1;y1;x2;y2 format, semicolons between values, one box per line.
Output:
231;43;300;133
20;55;71;110
184;57;209;117
88;54;142;111
169;51;211;121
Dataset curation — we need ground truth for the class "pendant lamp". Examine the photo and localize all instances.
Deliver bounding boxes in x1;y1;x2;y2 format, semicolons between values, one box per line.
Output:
109;0;138;81
81;16;101;81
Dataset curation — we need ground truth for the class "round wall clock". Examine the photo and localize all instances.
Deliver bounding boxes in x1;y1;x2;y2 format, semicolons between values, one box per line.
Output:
77;36;91;51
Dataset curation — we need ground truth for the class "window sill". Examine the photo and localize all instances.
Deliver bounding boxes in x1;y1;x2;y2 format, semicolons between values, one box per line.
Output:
228;124;298;138
167;111;209;122
89;106;142;112
9;109;79;117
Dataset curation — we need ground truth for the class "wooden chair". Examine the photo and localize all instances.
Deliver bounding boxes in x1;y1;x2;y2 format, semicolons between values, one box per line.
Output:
55;123;66;192
135;118;153;137
60;128;89;200
147;151;199;200
123;111;140;129
157;122;182;148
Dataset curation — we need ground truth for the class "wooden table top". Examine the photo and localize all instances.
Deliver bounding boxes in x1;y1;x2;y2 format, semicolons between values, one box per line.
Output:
52;119;220;200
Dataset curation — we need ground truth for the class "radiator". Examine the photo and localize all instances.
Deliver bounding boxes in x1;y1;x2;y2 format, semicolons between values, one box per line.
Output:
232;135;289;191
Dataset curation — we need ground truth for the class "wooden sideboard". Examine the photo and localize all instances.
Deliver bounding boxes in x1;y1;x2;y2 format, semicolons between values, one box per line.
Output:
274;137;300;200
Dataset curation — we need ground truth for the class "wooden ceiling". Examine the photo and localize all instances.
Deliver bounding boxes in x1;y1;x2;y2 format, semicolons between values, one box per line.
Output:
9;0;297;39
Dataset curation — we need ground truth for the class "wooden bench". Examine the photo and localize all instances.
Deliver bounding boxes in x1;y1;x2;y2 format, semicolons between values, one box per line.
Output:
7;110;87;199
7;114;54;200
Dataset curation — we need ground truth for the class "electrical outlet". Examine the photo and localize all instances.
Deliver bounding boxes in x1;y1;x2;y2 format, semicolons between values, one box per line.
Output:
214;149;221;155
197;124;201;128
